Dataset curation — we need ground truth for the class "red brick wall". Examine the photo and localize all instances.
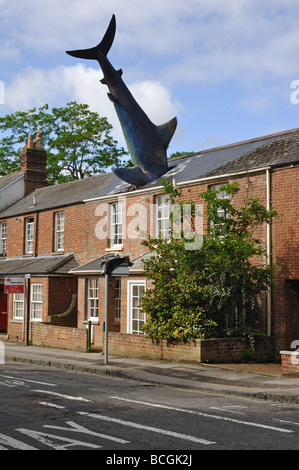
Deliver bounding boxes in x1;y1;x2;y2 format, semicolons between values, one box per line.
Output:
271;167;299;351
107;332;275;363
2;165;298;360
20;147;47;195
280;351;299;375
30;322;87;351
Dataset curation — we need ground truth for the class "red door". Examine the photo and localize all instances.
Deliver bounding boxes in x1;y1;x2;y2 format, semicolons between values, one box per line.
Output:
0;291;8;332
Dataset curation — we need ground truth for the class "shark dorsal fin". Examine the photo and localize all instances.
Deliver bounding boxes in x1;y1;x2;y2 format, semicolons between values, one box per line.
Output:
156;117;178;150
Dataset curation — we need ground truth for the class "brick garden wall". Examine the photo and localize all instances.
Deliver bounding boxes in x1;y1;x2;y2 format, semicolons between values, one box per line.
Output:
107;332;275;363
30;322;87;351
280;351;299;375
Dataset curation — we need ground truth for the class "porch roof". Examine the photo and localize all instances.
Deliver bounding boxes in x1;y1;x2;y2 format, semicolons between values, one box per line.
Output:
70;251;156;275
69;254;107;275
0;253;78;276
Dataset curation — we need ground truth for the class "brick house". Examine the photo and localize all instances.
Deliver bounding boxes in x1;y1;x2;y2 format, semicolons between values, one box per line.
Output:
0;127;298;361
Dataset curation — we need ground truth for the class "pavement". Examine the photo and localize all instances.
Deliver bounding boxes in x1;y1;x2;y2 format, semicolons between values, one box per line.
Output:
1;337;299;404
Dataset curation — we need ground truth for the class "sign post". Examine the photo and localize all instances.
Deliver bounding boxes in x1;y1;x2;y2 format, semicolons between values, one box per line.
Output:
25;275;30;346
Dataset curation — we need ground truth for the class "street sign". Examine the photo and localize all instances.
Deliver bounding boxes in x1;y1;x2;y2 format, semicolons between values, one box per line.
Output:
4;277;25;294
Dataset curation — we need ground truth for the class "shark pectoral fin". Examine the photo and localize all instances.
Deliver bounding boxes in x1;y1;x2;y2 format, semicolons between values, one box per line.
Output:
108;93;119;105
156;116;178;150
113;166;152;186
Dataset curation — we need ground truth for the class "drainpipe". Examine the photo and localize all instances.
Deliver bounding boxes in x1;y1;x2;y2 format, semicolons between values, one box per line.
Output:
266;168;272;336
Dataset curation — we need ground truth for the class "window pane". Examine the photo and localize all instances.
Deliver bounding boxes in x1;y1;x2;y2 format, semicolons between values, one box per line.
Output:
0;222;7;256
130;282;146;334
13;293;24;319
87;278;98;319
55;212;65;251
30;284;43;320
25;217;34;254
115;279;121;320
110;201;123;246
156;195;170;239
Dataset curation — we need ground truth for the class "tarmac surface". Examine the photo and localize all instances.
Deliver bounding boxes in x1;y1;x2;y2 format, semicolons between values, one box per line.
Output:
1;336;299;404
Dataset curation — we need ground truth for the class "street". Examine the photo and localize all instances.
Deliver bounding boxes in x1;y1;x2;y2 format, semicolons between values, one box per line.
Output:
0;362;298;455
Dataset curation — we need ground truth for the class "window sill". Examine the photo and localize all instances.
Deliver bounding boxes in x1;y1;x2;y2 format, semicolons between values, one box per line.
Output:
106;246;123;252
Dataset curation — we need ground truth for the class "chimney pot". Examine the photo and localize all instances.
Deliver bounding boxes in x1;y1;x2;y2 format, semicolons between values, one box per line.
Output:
27;135;34;148
35;130;43;149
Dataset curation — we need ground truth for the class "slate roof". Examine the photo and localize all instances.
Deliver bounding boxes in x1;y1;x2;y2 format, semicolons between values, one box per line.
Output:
1;127;299;218
0;172;129;217
140;127;299;191
204;130;299;177
70;251;155;275
0;253;78;275
0;171;23;190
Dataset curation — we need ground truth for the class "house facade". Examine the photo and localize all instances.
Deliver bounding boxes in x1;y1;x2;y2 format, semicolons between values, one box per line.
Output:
0;128;298;361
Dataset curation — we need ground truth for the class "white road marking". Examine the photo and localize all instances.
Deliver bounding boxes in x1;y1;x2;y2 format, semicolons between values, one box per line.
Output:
273;419;299;426
209;406;246;415
39;401;66;409
0;374;56;387
111;397;294;434
0;432;37;450
78;411;215;445
44;421;130;444
32;390;91;402
16;428;101;450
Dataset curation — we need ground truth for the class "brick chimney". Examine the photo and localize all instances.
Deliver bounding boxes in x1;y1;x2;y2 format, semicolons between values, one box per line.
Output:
20;130;47;194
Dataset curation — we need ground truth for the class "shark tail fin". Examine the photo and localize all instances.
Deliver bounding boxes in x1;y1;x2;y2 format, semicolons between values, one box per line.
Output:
66;14;116;60
156;117;178;150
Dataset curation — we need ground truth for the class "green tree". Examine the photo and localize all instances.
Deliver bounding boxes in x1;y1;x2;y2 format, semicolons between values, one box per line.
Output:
0;102;128;184
141;181;277;342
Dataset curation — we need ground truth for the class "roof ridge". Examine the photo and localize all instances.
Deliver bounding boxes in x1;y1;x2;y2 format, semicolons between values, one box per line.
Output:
169;127;299;162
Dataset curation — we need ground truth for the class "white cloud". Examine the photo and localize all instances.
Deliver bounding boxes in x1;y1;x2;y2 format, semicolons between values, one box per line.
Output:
5;63;180;147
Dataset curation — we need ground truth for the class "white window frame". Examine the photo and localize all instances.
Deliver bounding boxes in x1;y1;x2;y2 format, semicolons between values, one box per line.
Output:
209;184;229;235
54;211;65;252
156;194;171;239
127;280;146;334
25;217;34;255
30;283;43;321
110;201;123;247
114;278;121;321
0;221;7;256
13;293;24;320
87;278;99;320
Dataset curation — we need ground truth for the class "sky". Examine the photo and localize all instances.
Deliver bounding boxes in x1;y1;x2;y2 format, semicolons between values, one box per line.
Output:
1;0;299;159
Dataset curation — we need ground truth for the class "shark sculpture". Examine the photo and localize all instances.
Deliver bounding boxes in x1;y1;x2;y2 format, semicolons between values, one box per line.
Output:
66;14;177;186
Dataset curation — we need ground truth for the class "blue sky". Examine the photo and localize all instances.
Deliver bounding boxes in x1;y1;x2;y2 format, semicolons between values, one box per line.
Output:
1;0;299;159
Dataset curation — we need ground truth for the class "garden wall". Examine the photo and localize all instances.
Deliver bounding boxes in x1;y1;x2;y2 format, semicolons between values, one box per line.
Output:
280;351;299;375
30;323;87;351
107;333;275;363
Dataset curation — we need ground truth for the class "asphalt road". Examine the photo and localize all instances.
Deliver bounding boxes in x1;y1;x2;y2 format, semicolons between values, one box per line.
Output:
0;363;298;456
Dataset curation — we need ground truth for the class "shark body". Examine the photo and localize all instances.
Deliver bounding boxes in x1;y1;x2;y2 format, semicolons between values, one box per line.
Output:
66;15;177;186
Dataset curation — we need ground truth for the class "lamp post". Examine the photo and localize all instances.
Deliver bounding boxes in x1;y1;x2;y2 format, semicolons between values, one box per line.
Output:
101;255;132;365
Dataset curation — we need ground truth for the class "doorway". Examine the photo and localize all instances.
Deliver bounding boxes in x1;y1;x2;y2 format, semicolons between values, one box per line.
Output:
0;284;7;333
